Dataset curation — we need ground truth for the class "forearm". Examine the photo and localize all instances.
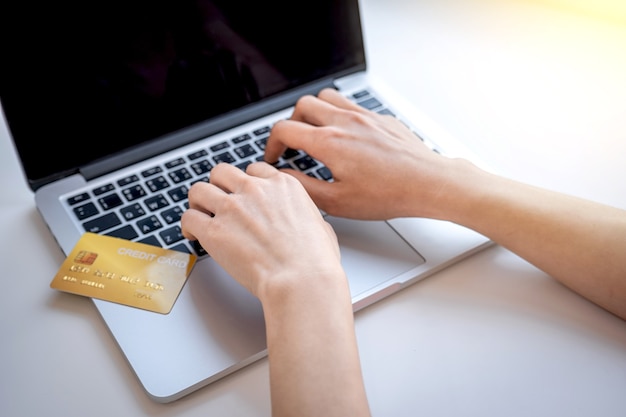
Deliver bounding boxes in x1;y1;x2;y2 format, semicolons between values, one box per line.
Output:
440;161;626;319
260;270;371;417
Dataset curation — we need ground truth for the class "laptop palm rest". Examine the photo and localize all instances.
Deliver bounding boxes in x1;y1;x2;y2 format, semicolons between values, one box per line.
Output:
326;216;426;298
93;217;423;402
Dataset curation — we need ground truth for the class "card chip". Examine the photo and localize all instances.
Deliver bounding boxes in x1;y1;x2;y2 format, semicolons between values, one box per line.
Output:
74;250;98;265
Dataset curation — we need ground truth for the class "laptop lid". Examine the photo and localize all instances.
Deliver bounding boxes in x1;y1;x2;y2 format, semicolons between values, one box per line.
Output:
0;0;366;191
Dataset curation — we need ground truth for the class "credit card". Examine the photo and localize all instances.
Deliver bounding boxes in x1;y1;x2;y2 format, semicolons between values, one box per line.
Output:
50;233;197;314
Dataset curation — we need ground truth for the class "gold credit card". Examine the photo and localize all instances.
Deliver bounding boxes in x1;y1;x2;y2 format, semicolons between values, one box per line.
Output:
51;233;197;314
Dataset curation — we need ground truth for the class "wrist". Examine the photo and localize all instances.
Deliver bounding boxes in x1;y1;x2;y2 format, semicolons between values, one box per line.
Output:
405;157;487;222
431;158;506;227
257;263;350;311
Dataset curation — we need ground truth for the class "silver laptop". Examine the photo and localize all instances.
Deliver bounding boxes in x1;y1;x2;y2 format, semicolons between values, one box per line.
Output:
0;0;491;403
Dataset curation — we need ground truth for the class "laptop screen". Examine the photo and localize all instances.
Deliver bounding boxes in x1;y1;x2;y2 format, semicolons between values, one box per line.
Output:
0;0;365;190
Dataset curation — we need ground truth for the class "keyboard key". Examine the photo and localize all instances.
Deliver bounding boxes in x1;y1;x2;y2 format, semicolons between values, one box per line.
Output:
168;167;192;183
274;162;291;170
357;97;382;111
122;184;147;201
137;235;161;248
188;149;208;160
117;174;139;187
234;144;256;159
293;155;318;171
73;202;99;220
83;212;121;233
170;243;192;254
377;108;395;116
255;137;268;150
120;203;145;220
232;133;251;143
213;152;236;164
190;159;212;175
236;160;253;171
160;226;184;245
316;166;333;181
137;215;163;234
168;185;188;202
282;148;300;159
190;177;209;186
352;90;369;99
165;158;185;169
210;141;230;152
106;225;139;240
161;206;184;224
67;192;90;205
92;184;115;196
145;194;169;211
191;240;208;256
146;176;170;192
98;193;123;210
253;126;271;136
141;166;163;178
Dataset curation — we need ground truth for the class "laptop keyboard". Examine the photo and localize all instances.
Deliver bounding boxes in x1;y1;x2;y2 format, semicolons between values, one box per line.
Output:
64;89;432;257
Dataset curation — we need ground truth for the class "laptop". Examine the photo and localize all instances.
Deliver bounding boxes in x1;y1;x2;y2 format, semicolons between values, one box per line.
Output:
0;0;492;403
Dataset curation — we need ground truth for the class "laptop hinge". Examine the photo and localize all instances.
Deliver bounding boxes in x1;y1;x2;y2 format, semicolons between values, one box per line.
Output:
79;77;339;181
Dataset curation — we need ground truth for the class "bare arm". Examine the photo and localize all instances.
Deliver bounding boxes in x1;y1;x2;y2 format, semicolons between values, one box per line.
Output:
446;165;626;319
265;88;626;320
181;163;371;417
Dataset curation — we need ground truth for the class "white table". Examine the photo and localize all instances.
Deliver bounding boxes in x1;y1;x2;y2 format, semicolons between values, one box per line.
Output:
2;0;626;415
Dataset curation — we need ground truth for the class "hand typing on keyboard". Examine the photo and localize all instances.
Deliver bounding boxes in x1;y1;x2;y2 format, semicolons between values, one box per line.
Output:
182;162;341;298
265;88;451;221
182;87;626;417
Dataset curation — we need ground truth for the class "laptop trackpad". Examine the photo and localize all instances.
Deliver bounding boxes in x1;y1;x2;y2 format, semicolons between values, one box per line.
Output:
325;216;425;298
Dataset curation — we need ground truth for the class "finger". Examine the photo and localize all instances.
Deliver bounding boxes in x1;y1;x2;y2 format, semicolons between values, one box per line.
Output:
180;208;212;241
264;94;339;163
265;89;377;162
263;121;288;164
289;92;356;126
316;88;370;113
245;161;279;178
290;89;371;126
265;119;311;163
209;162;250;193
279;169;336;209
186;181;228;214
265;118;343;165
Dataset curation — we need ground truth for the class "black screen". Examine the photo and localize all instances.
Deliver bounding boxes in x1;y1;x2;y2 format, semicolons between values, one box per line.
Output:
0;0;365;190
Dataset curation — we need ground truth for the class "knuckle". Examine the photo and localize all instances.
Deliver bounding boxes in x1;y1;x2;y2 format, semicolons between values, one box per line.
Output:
317;125;342;141
186;181;203;202
344;109;369;124
270;119;285;135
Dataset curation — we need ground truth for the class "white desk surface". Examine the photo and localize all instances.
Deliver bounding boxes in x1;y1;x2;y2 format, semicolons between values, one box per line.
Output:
2;0;626;416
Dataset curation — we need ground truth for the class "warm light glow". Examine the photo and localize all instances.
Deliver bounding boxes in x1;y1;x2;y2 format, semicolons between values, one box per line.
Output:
530;0;626;24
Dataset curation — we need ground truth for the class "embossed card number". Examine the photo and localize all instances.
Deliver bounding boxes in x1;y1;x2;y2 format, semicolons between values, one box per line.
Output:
50;233;197;314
